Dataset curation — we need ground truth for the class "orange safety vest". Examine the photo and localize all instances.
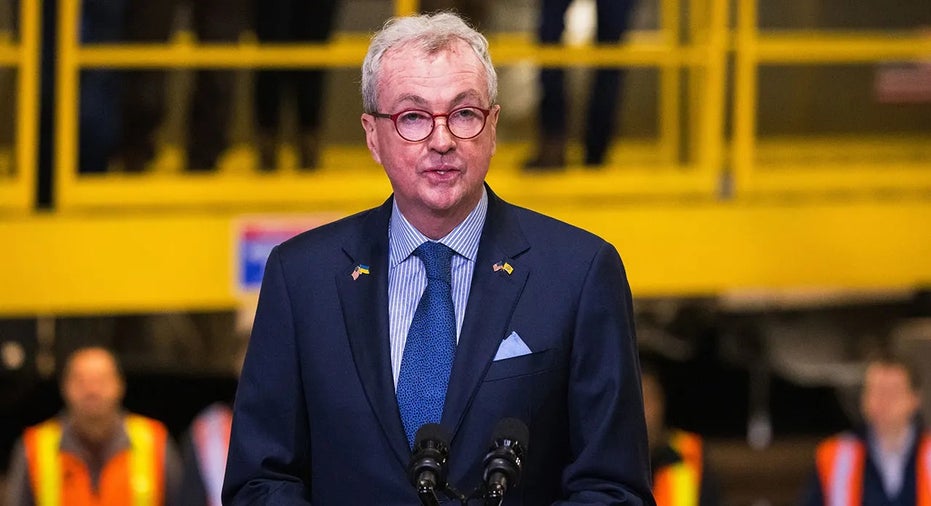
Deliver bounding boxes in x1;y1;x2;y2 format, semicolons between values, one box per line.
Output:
191;403;233;506
653;430;703;506
816;432;931;506
23;414;167;506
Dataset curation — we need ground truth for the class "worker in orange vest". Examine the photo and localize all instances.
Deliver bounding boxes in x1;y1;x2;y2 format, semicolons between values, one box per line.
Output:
642;360;720;506
801;352;930;506
5;346;181;506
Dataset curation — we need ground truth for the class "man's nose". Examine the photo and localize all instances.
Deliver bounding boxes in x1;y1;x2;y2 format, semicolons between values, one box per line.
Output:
428;118;456;150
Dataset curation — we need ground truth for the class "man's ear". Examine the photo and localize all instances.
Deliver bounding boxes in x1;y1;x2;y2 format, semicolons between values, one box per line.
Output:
361;114;382;165
489;105;500;156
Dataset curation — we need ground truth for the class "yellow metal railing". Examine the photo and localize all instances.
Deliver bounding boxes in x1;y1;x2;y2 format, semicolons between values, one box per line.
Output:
38;0;931;210
731;1;931;194
0;0;39;212
54;0;728;210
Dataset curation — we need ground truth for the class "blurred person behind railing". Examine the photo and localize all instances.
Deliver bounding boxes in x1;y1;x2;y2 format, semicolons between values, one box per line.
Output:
79;0;249;173
253;0;340;171
419;0;489;30
4;346;182;506
641;357;722;506
799;352;929;506
524;0;638;171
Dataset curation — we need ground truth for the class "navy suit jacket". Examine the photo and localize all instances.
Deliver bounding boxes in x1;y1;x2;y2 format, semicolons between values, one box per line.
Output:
223;187;654;505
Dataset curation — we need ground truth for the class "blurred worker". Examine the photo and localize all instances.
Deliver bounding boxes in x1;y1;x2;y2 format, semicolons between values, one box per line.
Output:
641;359;721;506
800;352;929;506
524;0;638;170
254;0;340;171
5;346;181;506
178;334;246;506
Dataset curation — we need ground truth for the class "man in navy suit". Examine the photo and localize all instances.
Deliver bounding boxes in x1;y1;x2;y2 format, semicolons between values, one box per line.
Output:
223;12;653;505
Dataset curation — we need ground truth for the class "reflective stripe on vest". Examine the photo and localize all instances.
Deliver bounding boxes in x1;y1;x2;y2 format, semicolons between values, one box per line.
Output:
918;435;931;506
24;415;165;506
653;431;703;506
24;421;63;506
192;404;233;506
833;437;858;506
124;415;159;506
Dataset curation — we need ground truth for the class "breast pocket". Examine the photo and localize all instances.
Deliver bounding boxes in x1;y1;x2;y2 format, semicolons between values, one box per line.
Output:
484;349;556;382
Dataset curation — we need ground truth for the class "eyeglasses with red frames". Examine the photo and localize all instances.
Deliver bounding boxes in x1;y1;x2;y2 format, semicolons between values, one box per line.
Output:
371;106;493;142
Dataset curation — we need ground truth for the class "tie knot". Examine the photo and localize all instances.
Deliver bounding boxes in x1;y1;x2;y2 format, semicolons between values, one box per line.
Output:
414;242;454;282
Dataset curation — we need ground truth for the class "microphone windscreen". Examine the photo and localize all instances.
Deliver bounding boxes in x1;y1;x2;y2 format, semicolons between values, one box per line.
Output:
492;418;529;450
414;423;451;447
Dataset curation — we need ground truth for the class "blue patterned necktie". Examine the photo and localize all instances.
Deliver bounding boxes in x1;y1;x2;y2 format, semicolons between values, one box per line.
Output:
397;241;457;448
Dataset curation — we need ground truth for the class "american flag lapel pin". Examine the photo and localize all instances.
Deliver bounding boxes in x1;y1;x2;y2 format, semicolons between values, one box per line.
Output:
351;264;370;280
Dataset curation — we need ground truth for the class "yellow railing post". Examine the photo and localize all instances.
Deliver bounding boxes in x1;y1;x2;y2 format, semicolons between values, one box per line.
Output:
687;0;705;167
658;0;681;165
0;0;39;211
731;0;758;194
696;0;727;178
396;0;419;17
55;0;80;207
15;0;40;210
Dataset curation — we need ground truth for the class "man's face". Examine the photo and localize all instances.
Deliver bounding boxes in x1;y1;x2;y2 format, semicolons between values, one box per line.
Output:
362;39;499;231
62;349;125;424
861;363;920;435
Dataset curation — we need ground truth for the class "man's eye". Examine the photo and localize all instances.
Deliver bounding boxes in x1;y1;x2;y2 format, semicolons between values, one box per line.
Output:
398;111;430;124
452;108;480;120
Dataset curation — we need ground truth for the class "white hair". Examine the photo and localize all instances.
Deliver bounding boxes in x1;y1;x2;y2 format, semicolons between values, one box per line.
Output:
361;12;498;113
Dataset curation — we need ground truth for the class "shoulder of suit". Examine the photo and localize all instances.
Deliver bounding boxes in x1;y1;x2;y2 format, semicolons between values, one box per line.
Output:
506;202;611;252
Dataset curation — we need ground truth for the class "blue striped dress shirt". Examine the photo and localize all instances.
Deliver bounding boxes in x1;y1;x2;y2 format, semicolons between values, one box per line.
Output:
388;188;488;388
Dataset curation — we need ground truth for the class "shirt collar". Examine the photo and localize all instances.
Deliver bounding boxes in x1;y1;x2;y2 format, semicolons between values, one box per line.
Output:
389;187;488;266
868;422;917;458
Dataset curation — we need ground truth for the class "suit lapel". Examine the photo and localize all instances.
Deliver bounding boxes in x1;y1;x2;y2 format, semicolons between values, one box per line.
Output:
335;198;411;468
442;190;530;440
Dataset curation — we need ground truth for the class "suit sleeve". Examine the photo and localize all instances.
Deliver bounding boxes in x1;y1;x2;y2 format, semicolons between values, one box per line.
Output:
222;246;313;504
555;242;655;505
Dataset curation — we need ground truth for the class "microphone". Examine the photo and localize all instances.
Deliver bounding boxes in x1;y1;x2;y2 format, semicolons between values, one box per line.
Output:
482;418;529;506
408;423;451;506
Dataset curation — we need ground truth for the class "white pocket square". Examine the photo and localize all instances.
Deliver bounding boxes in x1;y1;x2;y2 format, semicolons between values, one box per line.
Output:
493;331;533;361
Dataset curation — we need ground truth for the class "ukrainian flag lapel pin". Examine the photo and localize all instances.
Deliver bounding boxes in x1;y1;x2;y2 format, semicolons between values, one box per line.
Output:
492;260;514;275
351;264;370;281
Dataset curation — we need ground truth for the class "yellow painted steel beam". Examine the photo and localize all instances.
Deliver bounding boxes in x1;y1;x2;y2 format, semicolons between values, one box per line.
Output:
56;158;718;210
73;35;692;69
734;167;931;194
753;31;931;64
3;198;930;316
